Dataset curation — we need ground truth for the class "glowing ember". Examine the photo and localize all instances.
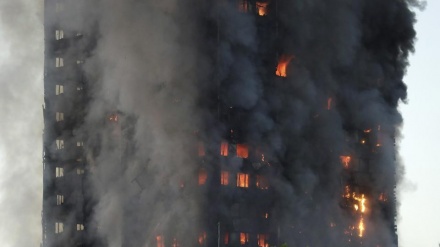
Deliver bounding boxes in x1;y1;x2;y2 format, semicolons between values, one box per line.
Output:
198;141;205;156
156;235;164;247
109;114;118;122
327;97;332;110
340;155;351;169
276;55;294;77
198;232;206;245
364;129;372;133
378;193;387;202
256;2;269;16
238;0;248;12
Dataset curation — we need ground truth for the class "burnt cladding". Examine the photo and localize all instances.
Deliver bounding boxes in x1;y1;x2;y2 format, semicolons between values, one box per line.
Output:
42;0;418;247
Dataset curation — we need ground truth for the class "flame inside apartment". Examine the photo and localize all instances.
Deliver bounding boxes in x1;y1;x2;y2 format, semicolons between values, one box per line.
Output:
42;0;417;246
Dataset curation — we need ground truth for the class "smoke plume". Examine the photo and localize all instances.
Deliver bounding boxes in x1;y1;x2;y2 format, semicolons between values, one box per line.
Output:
42;0;422;246
0;0;43;246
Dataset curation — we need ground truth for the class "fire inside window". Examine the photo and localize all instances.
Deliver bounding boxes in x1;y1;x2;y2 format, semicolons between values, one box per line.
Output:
238;0;249;13
156;235;164;247
198;231;207;245
240;232;249;245
172;238;179;247
327;97;332;110
237;173;249;188
224;232;229;244
220;141;228;156
221;171;229;185
257;234;269;247
109;114;118;122
236;144;249;158
340;155;351;169
256;175;269;190
198;141;205;157
275;55;294;77
199;169;207;185
256;2;268;16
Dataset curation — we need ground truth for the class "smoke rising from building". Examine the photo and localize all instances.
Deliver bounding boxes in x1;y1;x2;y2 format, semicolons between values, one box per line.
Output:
0;0;43;246
42;0;424;246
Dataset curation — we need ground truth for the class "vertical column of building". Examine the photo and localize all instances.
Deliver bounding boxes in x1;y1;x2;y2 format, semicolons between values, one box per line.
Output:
42;0;92;246
200;1;276;247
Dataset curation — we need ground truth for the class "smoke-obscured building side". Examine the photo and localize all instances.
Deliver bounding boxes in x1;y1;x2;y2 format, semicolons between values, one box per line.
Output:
43;0;417;246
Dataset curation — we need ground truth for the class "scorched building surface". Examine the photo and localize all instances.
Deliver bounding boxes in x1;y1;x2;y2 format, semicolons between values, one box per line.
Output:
42;0;418;246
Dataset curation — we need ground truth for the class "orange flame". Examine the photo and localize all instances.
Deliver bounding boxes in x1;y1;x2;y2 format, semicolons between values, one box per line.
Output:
340;156;351;169
358;217;365;237
256;2;269;16
379;193;387;202
276;55;294;77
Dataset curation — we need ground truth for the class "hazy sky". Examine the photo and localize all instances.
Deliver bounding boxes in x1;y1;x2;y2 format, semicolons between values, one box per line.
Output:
399;1;440;246
0;1;436;246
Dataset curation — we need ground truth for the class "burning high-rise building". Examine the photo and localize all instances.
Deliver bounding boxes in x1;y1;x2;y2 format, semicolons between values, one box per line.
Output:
42;0;418;246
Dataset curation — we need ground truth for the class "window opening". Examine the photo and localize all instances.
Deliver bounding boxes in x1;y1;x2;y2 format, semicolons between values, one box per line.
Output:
199;168;207;185
240;233;249;245
55;30;64;40
55;222;64;234
221;171;229;185
156;235;165;247
256;175;269;190
237;173;249;188
236;144;249;158
198;231;207;245
56;139;64;150
257;234;268;247
55;57;64;68
56;195;64;205
56;112;64;122
220;141;228;156
198;141;205;156
55;85;64;95
55;167;64;177
77;168;85;175
76;224;84;231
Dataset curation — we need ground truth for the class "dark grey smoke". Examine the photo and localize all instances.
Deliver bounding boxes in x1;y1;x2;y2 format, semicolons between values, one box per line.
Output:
45;0;421;246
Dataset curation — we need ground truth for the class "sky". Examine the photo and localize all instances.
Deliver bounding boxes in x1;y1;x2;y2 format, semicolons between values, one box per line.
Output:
0;0;437;246
398;1;440;246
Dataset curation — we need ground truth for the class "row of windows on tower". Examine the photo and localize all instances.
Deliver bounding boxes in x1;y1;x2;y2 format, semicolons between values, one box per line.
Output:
55;29;83;40
55;140;84;150
198;142;250;158
55;167;85;177
197;169;269;189
55;57;84;67
55;84;84;95
238;0;269;17
54;222;84;234
156;232;269;247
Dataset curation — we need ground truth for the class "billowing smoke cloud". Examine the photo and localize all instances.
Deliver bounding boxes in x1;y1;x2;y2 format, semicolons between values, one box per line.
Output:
0;0;43;246
43;0;422;246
